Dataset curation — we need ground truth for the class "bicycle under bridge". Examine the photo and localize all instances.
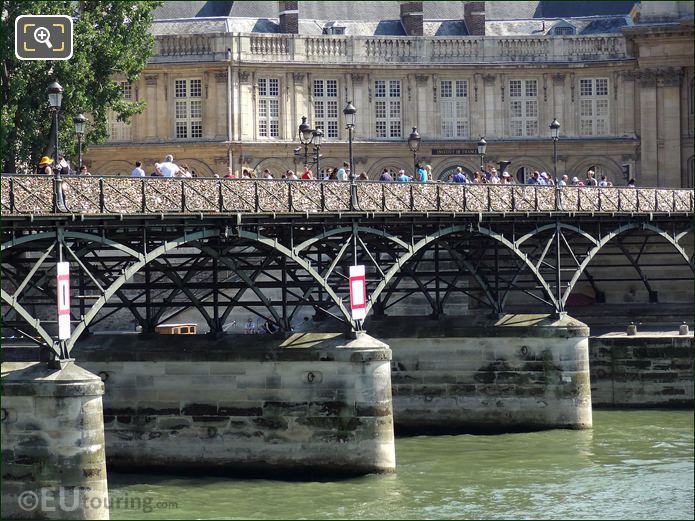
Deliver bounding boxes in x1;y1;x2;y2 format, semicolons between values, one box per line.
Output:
1;174;693;361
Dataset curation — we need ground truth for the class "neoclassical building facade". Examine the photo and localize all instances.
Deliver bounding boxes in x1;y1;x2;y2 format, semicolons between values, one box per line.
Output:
85;1;694;187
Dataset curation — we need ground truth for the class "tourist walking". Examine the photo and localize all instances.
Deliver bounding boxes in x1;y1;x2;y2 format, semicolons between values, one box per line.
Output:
159;154;180;177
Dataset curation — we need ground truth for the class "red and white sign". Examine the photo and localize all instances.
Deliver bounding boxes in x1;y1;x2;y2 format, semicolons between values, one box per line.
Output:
349;265;367;321
56;262;71;340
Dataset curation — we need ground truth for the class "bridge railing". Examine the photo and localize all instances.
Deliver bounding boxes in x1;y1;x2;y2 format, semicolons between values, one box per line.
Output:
1;175;693;215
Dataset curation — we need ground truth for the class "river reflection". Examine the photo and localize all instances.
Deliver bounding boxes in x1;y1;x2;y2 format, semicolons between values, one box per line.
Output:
109;410;693;520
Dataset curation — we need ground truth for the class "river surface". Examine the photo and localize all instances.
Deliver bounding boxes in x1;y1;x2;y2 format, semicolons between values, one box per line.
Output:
108;410;693;520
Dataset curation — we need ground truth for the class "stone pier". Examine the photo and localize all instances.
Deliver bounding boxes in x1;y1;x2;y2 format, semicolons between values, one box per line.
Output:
1;361;109;520
73;332;395;477
369;314;592;433
590;330;694;408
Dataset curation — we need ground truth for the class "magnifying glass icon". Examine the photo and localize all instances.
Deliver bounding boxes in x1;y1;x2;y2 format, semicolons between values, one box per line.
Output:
34;26;53;49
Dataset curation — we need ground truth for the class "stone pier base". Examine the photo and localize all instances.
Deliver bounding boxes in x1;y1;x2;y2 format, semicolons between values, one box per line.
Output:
73;332;395;477
370;314;593;433
1;361;109;520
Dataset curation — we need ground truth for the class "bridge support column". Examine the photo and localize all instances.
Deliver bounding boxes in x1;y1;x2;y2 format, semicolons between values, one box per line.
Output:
72;332;395;477
1;361;108;519
371;313;592;433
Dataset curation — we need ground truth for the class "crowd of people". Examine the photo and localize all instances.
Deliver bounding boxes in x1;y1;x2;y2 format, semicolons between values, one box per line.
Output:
37;153;637;188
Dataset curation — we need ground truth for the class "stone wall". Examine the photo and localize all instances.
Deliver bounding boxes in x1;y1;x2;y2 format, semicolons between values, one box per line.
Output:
589;332;694;408
72;332;395;477
368;314;593;433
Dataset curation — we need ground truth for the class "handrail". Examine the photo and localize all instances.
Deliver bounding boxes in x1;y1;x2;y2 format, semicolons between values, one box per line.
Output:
0;175;692;216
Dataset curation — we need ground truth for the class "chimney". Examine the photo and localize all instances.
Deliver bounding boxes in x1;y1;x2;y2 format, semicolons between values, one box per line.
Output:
278;1;298;34
464;1;485;36
400;1;423;36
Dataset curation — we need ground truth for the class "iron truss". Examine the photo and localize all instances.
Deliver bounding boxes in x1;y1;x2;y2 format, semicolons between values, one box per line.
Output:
1;176;693;360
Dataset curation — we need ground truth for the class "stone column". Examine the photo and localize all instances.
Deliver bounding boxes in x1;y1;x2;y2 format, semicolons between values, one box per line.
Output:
482;74;496;138
215;71;228;139
157;73;170;141
1;361;108;520
362;74;373;140
239;71;254;141
469;74;483;139
415;74;429;136
639;69;658;186
565;72;576;137
621;71;637;136
292;72;306;141
144;74;158;141
203;71;216;140
552;73;566;128
658;67;683;187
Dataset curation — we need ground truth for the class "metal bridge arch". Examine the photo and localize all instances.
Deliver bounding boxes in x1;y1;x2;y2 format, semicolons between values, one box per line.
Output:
1;229;228;353
561;222;695;307
237;229;354;325
365;224;558;316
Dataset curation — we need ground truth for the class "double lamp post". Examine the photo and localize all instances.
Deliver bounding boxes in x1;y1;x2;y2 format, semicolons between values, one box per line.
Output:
298;101;358;210
46;80;88;174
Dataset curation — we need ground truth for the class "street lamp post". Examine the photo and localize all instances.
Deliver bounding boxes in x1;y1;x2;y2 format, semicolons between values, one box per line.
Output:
74;113;86;171
298;116;313;166
408;127;421;174
343;101;357;210
550;117;561;212
47;81;64;210
477;137;487;172
550;118;560;182
312;128;323;177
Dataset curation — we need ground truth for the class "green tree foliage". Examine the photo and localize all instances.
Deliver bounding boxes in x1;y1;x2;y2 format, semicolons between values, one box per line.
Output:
1;1;162;172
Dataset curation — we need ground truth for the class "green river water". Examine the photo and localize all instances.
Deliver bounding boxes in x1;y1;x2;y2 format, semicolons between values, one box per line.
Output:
108;410;693;520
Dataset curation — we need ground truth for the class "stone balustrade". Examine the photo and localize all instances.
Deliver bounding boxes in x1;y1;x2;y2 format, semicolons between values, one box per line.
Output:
2;176;691;216
224;33;630;64
150;32;631;64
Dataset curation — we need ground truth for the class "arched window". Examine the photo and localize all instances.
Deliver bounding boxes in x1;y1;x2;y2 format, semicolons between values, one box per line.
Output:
686;156;694;188
438;165;473;181
516;166;532;184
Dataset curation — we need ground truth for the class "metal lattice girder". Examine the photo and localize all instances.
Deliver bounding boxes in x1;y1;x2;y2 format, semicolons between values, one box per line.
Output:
1;211;693;356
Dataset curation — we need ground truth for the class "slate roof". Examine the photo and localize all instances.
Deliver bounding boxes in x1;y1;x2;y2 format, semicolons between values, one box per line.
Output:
485;1;636;20
485;15;632;36
153;1;471;22
150;1;636;36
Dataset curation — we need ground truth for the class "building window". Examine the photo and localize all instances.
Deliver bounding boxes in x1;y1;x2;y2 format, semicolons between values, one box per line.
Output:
509;79;538;137
258;78;280;138
440;80;469;138
374;80;401;139
107;81;133;142
313;79;339;139
553;26;575;35
174;79;202;139
579;78;609;136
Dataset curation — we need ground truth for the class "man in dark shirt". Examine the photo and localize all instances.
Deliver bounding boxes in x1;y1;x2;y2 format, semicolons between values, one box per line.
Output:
378;168;393;182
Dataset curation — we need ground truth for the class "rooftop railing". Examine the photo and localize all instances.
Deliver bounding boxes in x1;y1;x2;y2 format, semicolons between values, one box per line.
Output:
152;32;631;64
1;175;692;216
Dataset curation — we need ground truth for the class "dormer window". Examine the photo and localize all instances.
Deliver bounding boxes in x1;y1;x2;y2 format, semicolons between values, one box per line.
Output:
551;20;576;36
554;26;575;35
322;22;346;35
